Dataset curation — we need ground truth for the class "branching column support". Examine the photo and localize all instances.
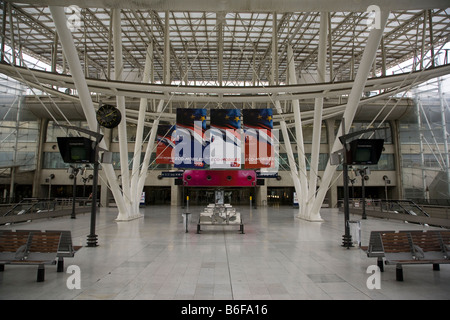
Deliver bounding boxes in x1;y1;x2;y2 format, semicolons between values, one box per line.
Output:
131;42;153;215
49;6;128;217
287;44;308;219
309;10;390;218
217;12;224;87
272;13;302;217
136;100;165;206
112;8;134;220
306;11;327;221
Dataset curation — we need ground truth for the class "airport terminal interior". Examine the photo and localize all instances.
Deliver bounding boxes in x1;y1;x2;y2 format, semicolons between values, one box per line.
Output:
0;0;449;301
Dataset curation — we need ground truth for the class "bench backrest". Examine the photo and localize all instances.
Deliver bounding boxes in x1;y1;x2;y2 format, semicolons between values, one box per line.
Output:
408;231;442;252
440;231;450;246
380;231;415;261
0;231;30;253
28;232;61;253
25;232;61;263
375;230;449;262
408;230;446;260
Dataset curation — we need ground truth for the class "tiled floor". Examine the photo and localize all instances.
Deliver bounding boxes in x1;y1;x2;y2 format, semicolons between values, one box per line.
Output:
0;205;449;300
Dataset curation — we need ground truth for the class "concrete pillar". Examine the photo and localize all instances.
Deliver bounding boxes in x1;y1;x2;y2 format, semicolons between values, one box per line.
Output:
257;185;268;206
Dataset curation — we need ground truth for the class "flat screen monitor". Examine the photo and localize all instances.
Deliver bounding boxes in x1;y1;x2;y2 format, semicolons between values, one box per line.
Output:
346;139;384;165
57;137;95;163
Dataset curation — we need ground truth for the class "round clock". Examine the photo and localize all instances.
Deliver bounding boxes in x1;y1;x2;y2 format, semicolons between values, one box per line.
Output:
96;104;122;128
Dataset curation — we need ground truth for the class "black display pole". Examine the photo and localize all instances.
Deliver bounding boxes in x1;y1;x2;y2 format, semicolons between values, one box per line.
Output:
56;124;103;247
361;169;367;220
71;168;77;219
338;125;385;249
86;124;101;247
340;118;353;248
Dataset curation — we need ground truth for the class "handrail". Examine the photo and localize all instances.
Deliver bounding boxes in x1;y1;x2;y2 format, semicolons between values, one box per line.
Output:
2;198;87;218
339;198;450;227
381;199;430;217
339;198;431;217
3;199;28;217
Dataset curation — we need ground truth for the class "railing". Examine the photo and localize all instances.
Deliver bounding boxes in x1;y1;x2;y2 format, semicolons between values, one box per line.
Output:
340;198;430;216
381;199;430;217
338;198;450;228
3;198;72;217
0;197;93;225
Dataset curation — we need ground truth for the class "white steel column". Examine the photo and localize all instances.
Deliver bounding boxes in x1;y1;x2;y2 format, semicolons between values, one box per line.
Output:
49;6;128;217
287;44;308;219
164;11;170;85
309;10;390;218
272;14;302;218
272;13;278;85
306;12;327;221
416;97;427;198
275;101;302;209
112;9;133;219
217;12;224;87
131;42;153;214
136;99;165;200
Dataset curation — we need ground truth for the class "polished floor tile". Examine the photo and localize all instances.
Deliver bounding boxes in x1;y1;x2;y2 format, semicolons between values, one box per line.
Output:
0;205;449;300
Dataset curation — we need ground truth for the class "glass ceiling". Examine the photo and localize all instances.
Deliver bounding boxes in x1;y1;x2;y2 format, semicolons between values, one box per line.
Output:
1;4;450;87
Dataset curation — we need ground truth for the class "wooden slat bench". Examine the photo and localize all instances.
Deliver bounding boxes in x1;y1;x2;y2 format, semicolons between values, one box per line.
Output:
45;230;82;272
0;230;80;282
366;230;450;281
366;230;395;272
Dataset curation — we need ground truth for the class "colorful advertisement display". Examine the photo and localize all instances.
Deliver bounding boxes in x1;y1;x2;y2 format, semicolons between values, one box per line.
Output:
174;108;208;168
243;108;275;169
156;124;176;164
210;109;242;169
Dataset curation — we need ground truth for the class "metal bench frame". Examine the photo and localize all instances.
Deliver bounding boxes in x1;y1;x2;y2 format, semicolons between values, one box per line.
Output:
0;230;79;282
367;230;450;281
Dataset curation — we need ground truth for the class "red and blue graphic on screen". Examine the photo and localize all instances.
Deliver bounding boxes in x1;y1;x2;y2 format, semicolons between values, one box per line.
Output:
210;109;242;169
156;124;176;164
243;108;274;169
174;108;208;168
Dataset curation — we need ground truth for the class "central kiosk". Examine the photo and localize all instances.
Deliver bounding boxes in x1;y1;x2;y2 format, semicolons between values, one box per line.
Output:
197;189;245;234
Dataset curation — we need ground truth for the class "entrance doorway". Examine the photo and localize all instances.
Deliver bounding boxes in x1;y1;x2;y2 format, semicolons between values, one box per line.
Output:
184;187;254;206
267;187;295;205
145;187;171;205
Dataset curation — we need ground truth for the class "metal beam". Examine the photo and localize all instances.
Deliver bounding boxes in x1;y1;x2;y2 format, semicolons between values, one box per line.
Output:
14;0;450;12
48;5;128;218
309;10;390;219
112;8;134;220
287;44;308;219
130;42;152;215
306;11;327;221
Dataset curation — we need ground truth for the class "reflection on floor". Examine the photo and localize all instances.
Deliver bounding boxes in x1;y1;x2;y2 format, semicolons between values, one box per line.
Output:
0;205;449;300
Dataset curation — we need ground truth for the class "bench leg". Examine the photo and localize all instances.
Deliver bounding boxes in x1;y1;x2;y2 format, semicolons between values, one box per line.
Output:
37;265;45;282
377;258;384;272
0;264;4;272
57;257;64;273
433;263;440;271
396;264;403;281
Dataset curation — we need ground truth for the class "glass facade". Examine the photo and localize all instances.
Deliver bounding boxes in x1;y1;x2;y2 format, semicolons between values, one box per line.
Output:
46;121;91;142
0;96;38;172
398;93;450;201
